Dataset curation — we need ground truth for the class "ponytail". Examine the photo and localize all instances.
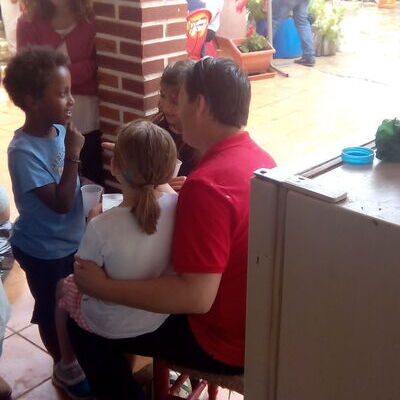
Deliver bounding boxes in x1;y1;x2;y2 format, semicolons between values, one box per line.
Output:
131;186;160;235
114;120;177;236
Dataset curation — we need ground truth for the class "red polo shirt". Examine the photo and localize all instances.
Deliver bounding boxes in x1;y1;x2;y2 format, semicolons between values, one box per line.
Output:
172;132;276;366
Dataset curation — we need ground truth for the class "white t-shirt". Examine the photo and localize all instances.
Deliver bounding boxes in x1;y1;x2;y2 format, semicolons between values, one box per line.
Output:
77;192;178;339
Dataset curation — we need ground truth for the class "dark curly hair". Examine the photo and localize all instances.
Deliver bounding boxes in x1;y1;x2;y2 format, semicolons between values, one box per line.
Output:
3;46;68;111
21;0;93;21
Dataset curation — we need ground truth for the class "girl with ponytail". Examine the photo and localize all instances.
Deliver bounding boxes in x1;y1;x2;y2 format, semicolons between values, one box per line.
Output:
54;120;178;375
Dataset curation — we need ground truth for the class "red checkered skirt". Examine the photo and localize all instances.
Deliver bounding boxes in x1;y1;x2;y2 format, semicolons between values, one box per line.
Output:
59;274;92;332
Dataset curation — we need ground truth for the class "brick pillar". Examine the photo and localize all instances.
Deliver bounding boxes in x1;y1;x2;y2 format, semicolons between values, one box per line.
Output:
93;0;187;190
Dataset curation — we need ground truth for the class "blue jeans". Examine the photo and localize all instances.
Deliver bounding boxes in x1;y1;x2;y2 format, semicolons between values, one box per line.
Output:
272;0;315;58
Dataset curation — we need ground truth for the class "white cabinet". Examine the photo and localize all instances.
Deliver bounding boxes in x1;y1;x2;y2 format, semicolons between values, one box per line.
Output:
246;153;400;400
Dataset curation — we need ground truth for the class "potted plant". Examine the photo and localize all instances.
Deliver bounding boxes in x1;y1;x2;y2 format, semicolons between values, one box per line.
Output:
309;0;345;56
217;29;275;77
245;0;265;22
236;0;267;35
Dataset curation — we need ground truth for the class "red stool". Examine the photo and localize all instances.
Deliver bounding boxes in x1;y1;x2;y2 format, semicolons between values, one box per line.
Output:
153;359;243;400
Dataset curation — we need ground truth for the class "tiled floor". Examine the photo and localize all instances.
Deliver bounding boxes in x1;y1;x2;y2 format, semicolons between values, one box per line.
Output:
0;2;399;399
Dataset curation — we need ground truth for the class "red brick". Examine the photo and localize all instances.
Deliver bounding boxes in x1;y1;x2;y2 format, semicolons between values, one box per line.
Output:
143;94;159;110
168;54;188;64
98;71;119;88
99;120;119;136
121;78;143;96
98;55;164;76
96;37;117;53
166;22;187;37
118;5;140;22
121;77;161;95
99;88;144;110
119;42;141;58
119;4;186;23
99;105;121;122
142;4;187;22
123;112;144;123
96;20;162;41
120;38;186;58
93;2;115;18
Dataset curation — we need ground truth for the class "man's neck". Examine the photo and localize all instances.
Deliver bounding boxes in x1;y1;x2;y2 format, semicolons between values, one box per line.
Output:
199;124;242;154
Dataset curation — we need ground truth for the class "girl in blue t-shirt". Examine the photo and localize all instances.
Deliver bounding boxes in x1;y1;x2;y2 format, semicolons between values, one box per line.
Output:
3;47;91;398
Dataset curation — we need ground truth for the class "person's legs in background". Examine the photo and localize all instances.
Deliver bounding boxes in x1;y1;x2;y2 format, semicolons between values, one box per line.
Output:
272;0;295;36
0;0;21;55
292;0;315;66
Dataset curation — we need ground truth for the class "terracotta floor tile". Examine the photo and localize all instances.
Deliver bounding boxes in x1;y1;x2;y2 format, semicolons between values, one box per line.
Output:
4;327;14;339
0;334;53;398
4;268;34;332
17;325;47;353
17;379;70;400
3;263;25;287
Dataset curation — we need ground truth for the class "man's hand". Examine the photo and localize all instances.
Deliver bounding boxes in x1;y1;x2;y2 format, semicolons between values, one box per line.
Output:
169;176;187;192
156;183;176;194
74;256;109;297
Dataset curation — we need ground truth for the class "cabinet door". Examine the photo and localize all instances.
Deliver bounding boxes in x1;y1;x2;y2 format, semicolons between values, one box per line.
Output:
276;192;400;400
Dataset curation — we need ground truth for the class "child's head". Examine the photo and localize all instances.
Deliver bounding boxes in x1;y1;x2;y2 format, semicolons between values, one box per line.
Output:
159;59;195;133
4;46;74;125
21;0;93;21
113;120;177;235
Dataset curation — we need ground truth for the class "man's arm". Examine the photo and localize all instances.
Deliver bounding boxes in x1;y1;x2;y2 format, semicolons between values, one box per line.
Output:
74;257;222;314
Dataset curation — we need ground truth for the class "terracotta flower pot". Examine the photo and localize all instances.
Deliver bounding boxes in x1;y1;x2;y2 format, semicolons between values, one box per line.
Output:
216;36;275;76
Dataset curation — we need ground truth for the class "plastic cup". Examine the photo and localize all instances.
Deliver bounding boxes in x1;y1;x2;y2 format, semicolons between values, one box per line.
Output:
102;193;123;212
173;159;182;178
81;184;103;217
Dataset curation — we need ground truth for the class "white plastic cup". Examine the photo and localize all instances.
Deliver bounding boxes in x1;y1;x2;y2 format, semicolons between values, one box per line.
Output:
81;184;103;217
102;193;123;212
173;159;182;178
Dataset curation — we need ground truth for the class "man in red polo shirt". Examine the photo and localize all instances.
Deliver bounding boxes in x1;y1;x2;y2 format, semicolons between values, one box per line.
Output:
69;57;276;400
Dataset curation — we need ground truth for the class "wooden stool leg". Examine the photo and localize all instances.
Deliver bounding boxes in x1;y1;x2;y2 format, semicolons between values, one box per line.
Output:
208;383;219;400
153;359;170;400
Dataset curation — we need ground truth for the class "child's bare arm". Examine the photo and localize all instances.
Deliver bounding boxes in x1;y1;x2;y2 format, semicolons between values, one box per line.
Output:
34;123;84;214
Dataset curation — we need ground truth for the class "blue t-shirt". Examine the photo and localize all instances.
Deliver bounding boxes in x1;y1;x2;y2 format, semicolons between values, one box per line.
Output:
8;124;85;259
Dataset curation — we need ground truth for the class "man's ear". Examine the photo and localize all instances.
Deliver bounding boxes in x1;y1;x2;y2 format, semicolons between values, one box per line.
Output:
195;94;211;119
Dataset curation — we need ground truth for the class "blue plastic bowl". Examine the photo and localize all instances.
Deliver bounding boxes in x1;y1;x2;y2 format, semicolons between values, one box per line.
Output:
341;147;374;165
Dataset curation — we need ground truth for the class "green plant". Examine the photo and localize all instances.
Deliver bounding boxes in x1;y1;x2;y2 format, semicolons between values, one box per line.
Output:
239;32;271;53
309;0;345;43
246;0;265;22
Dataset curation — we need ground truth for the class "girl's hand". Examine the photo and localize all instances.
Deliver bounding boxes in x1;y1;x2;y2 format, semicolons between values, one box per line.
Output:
101;142;115;152
169;176;187;192
74;256;109;298
87;202;102;221
65;122;84;159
